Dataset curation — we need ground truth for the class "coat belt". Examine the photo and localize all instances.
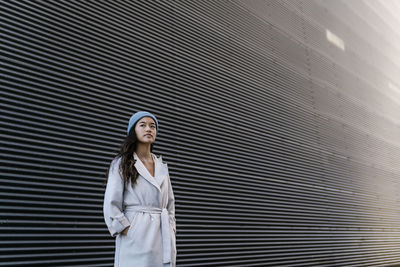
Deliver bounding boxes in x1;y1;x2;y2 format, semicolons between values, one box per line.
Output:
125;206;171;264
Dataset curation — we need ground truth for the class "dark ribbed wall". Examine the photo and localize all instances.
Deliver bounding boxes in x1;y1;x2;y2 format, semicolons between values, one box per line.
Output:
1;0;400;266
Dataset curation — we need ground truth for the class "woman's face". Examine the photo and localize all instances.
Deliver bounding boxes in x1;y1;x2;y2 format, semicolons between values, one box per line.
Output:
134;117;157;144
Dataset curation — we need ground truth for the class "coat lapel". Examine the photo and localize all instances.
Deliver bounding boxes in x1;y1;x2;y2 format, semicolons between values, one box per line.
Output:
134;152;161;191
154;155;168;187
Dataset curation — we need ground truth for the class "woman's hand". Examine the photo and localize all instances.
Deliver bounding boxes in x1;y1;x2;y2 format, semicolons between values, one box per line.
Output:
121;226;130;235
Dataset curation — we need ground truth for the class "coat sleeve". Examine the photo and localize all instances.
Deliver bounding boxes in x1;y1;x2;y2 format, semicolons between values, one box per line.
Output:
166;171;176;234
103;157;130;237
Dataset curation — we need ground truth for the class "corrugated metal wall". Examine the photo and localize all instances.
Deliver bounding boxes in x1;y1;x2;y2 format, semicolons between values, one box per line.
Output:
1;0;400;266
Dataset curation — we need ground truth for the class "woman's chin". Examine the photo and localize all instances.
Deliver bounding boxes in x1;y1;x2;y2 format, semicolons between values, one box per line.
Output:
138;139;155;144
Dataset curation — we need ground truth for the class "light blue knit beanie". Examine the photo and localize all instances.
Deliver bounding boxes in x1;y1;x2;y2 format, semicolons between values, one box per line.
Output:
127;111;159;136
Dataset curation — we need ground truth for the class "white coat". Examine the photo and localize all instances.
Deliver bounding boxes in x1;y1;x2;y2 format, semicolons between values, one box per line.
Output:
103;152;176;267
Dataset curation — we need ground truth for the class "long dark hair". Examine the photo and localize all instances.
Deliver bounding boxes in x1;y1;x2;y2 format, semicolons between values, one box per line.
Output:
105;127;154;187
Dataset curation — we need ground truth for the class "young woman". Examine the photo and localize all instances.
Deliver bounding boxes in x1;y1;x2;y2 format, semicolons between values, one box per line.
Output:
103;111;176;267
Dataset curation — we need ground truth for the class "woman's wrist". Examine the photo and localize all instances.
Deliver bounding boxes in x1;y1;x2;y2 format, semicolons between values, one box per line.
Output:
121;226;130;235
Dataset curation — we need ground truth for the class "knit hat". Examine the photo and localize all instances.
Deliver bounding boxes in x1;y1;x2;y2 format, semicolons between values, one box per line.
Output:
127;111;159;136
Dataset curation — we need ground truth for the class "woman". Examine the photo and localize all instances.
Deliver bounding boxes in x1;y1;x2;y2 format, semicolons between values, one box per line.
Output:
103;111;176;267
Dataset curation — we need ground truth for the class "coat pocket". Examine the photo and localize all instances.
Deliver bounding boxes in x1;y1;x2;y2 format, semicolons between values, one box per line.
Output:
126;212;138;239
